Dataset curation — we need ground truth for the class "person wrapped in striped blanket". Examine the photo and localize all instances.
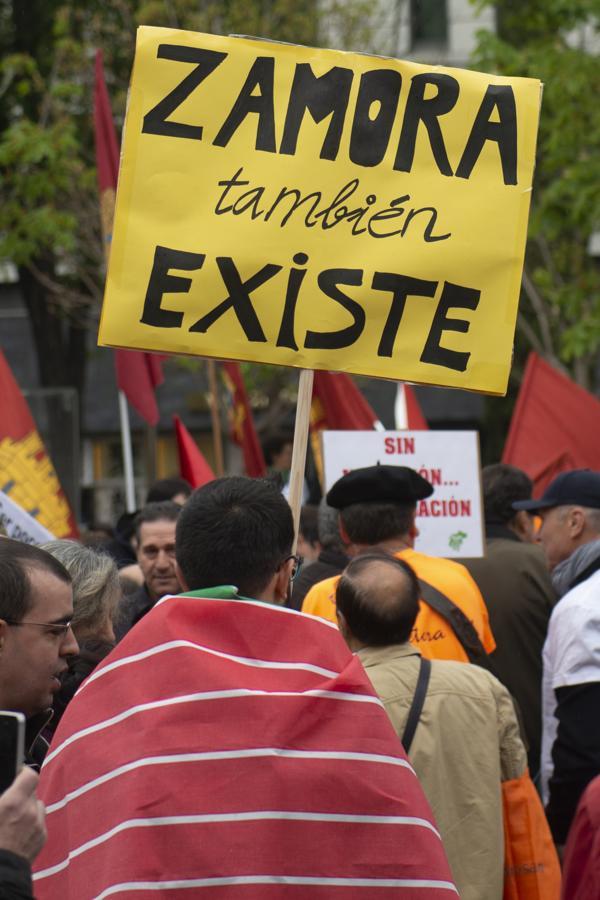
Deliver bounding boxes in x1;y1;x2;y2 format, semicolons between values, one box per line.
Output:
34;476;456;899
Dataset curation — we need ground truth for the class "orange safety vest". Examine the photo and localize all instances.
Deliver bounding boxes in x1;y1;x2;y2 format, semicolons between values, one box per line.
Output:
301;547;495;663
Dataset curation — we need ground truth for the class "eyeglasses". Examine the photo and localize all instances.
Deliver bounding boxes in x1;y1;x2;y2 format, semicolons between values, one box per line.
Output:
4;620;73;638
280;555;303;582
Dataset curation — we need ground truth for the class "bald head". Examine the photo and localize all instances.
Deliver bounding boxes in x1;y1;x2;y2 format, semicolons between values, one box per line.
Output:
336;552;420;648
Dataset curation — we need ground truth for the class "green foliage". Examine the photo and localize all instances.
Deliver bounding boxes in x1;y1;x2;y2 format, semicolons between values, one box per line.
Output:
471;0;600;386
0;118;80;263
135;0;319;45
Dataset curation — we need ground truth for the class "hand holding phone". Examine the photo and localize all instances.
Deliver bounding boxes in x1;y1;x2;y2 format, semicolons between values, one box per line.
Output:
0;767;47;862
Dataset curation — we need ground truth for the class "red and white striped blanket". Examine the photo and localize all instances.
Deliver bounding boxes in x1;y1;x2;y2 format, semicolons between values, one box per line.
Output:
34;589;456;899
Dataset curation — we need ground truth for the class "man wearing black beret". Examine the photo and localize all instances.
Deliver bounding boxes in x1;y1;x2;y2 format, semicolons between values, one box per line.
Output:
302;464;495;663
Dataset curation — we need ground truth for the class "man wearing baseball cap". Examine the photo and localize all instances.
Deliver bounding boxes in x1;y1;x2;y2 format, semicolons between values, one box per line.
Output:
513;469;600;847
301;465;495;663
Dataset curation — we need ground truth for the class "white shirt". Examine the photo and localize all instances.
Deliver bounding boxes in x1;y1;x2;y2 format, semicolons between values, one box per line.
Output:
541;569;600;802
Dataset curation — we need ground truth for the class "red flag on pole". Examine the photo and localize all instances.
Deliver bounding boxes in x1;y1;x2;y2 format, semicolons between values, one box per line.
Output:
113;352;164;427
311;371;379;431
502;352;600;495
221;362;266;478
395;384;428;430
309;372;380;487
94;49;164;426
0;350;78;538
173;415;215;489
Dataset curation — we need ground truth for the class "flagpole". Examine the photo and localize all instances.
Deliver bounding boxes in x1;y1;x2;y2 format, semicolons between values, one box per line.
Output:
288;368;314;551
395;382;408;429
118;390;136;512
206;360;224;476
145;423;157;485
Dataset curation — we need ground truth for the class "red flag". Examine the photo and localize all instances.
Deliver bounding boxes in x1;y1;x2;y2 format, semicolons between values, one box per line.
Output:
310;372;379;486
114;352;164;427
502;352;600;495
221;362;266;478
173;415;215;488
311;371;378;431
0;350;78;538
35;591;455;898
94;49;163;426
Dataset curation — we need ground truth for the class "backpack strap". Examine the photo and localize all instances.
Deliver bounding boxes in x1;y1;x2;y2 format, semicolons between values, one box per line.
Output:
401;656;431;753
417;577;495;674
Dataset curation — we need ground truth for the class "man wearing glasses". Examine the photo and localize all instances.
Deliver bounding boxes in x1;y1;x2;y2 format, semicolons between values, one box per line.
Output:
0;540;76;900
0;539;77;767
34;476;455;900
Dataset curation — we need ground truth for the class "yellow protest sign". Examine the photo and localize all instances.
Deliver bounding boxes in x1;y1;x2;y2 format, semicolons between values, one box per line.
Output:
98;27;541;395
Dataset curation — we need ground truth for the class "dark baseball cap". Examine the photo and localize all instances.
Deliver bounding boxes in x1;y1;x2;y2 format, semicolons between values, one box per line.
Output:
326;465;434;509
512;469;600;512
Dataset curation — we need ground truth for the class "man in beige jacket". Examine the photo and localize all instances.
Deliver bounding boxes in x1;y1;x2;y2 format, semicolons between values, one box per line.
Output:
336;551;559;900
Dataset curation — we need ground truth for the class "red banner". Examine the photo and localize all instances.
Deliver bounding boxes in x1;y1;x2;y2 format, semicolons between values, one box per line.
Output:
0;350;78;537
503;352;600;495
221;362;266;478
94;49;164;426
173;415;215;488
311;371;378;431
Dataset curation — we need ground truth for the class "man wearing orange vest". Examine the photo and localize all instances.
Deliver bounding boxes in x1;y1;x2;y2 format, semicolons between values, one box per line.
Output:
301;465;495;662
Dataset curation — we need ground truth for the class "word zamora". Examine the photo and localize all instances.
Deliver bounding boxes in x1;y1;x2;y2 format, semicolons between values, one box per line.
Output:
143;45;520;185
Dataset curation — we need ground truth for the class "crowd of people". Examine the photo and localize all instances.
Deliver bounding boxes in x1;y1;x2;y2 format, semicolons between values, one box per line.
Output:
0;463;599;898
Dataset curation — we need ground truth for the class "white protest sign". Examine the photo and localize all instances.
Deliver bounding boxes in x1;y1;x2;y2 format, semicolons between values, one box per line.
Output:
321;430;483;558
0;490;55;545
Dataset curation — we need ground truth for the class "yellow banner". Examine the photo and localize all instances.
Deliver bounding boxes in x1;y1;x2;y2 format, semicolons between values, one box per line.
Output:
98;27;541;395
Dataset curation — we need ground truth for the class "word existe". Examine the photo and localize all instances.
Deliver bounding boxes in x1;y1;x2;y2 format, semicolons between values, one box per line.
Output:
143;44;519;185
141;245;481;372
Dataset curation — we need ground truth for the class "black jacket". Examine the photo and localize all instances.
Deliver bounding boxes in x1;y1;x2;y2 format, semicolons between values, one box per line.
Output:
288;547;349;611
24;712;51;771
114;584;154;642
0;713;52;900
0;850;33;900
45;639;115;740
462;525;557;777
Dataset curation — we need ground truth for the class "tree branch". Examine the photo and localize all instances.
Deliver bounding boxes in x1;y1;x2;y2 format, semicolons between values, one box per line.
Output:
521;268;566;370
535;234;565;288
516;310;544;355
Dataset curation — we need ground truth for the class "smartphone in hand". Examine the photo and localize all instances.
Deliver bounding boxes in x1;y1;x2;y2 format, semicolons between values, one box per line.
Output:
0;710;26;794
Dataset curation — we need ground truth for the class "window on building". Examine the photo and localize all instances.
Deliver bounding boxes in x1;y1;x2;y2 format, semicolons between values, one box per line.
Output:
411;0;448;47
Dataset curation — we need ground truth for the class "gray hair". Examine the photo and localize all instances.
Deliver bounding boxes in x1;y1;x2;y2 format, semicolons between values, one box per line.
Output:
583;507;600;533
39;540;120;635
317;499;346;553
317;499;339;544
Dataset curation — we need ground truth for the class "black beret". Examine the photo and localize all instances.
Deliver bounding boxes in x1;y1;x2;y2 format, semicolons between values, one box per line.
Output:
326;465;434;509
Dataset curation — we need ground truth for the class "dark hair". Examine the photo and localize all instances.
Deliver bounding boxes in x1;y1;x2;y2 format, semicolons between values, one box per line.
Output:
340;502;415;545
0;539;71;622
261;432;294;467
135;501;182;543
114;510;139;543
336;552;420;646
146;477;192;504
482;464;533;525
316;500;345;553
176;476;294;598
299;505;319;547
